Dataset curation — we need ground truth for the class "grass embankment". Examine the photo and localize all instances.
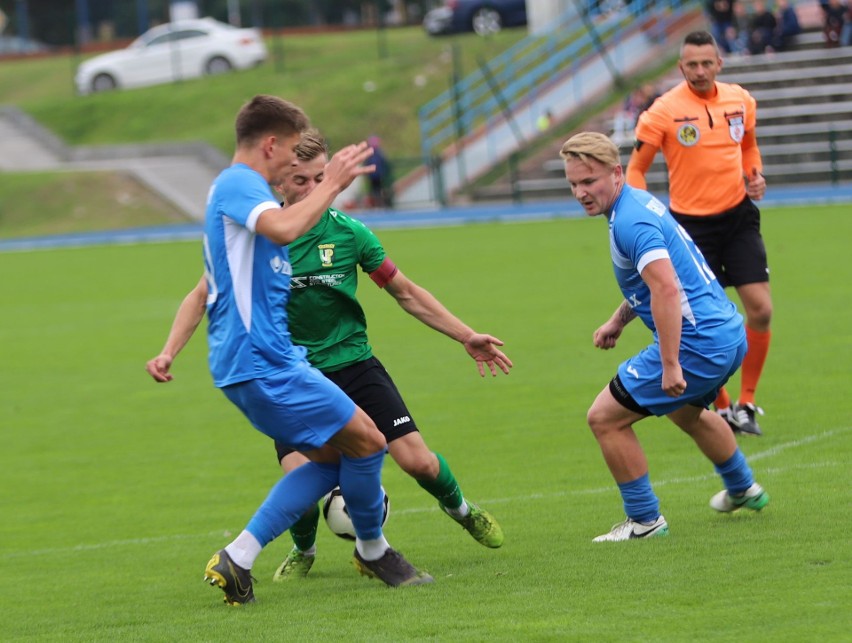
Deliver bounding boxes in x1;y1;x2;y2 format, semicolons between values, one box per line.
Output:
0;26;531;235
0;26;527;159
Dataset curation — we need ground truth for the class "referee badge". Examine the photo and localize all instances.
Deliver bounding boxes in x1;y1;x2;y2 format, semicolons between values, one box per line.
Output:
676;123;699;146
727;115;745;143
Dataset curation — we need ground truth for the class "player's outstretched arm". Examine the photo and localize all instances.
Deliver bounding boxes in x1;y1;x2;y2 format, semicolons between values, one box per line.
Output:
256;142;375;245
461;332;513;377
383;269;512;377
145;276;208;382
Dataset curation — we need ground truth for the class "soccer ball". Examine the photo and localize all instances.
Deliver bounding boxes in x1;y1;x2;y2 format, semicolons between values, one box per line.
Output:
321;486;390;541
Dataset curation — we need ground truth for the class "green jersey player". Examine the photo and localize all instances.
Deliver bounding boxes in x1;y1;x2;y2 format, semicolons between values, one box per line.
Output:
147;129;511;580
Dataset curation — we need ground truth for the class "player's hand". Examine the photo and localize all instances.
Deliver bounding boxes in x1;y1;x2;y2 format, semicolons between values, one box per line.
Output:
324;141;375;192
593;320;623;350
746;168;766;201
662;364;686;397
462;333;513;377
146;354;174;383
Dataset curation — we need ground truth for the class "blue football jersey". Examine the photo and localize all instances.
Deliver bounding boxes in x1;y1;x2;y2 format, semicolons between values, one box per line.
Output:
608;185;743;352
202;163;306;387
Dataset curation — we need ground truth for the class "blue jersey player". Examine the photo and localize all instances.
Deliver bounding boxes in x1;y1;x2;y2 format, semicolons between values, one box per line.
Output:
199;95;432;604
560;132;769;542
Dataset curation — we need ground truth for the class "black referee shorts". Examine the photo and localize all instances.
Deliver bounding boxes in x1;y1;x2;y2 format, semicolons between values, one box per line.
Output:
274;356;418;463
671;196;769;289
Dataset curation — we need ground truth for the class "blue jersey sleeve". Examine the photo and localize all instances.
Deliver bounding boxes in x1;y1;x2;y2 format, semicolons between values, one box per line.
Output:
215;166;279;232
613;205;668;271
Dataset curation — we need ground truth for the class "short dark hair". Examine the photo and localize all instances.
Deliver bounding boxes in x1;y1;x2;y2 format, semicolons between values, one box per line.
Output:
234;95;309;147
683;30;718;49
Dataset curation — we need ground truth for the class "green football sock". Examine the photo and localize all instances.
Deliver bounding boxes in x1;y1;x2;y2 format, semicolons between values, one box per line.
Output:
290;503;320;552
417;452;464;510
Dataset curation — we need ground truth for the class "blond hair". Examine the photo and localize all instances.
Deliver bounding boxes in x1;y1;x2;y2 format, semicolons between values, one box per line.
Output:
294;128;329;162
559;132;621;169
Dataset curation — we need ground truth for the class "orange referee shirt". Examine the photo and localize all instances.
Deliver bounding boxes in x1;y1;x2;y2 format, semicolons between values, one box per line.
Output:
629;80;762;215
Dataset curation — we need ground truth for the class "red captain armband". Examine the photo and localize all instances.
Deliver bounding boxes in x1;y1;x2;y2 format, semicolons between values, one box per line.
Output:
369;258;398;288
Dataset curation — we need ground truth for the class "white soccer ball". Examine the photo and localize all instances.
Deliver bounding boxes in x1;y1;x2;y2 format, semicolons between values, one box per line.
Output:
321;486;390;541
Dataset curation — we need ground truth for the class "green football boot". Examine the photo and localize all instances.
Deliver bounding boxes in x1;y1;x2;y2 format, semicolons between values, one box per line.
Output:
272;546;315;582
442;501;504;548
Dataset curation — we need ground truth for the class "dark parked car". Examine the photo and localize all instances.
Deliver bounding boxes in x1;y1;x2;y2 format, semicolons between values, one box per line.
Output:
423;0;528;36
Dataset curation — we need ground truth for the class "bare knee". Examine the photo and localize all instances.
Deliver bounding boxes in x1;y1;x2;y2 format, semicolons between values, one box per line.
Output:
587;404;612;440
354;427;387;456
388;436;440;481
746;302;772;329
738;285;773;330
329;409;387;458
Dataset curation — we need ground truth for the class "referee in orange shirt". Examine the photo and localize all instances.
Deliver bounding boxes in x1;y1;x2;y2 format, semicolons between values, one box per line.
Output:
626;30;771;436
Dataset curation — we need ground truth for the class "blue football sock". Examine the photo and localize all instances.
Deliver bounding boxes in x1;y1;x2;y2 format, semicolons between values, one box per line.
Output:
246;461;339;547
618;473;660;523
714;448;754;495
339;450;386;540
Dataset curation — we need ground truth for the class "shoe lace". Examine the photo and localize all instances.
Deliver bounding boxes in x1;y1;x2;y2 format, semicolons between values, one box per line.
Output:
608;518;633;536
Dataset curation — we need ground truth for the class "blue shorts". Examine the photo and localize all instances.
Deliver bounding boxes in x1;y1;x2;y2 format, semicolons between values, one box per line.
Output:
617;337;747;416
222;359;356;452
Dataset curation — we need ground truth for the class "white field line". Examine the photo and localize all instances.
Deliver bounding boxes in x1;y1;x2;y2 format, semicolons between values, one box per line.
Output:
8;428;848;559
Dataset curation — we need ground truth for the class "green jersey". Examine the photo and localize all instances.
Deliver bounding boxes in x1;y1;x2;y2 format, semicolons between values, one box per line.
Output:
286;208;386;372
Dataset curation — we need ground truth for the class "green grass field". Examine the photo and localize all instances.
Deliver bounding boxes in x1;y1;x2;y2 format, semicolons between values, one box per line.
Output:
1;205;850;641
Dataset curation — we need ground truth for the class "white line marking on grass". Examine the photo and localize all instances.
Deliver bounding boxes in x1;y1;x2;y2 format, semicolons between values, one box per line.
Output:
10;428;849;557
744;427;849;462
393;460;844;514
5;531;228;559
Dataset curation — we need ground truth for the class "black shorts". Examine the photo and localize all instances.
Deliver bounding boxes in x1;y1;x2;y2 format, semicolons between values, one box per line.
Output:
274;356;418;462
671;196;769;289
609;374;652;417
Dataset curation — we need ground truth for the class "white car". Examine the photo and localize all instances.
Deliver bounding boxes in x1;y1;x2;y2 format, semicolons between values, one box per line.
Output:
75;17;267;94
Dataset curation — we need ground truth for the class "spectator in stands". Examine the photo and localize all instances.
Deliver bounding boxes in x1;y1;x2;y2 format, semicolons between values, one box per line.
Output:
822;0;847;47
706;0;737;52
366;135;393;208
636;83;661;114
623;85;658;122
726;1;752;56
773;0;802;51
749;0;778;54
537;109;554;133
612;85;659;146
841;1;852;46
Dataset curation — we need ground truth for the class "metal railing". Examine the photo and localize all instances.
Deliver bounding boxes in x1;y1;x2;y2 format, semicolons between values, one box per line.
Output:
417;0;699;161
